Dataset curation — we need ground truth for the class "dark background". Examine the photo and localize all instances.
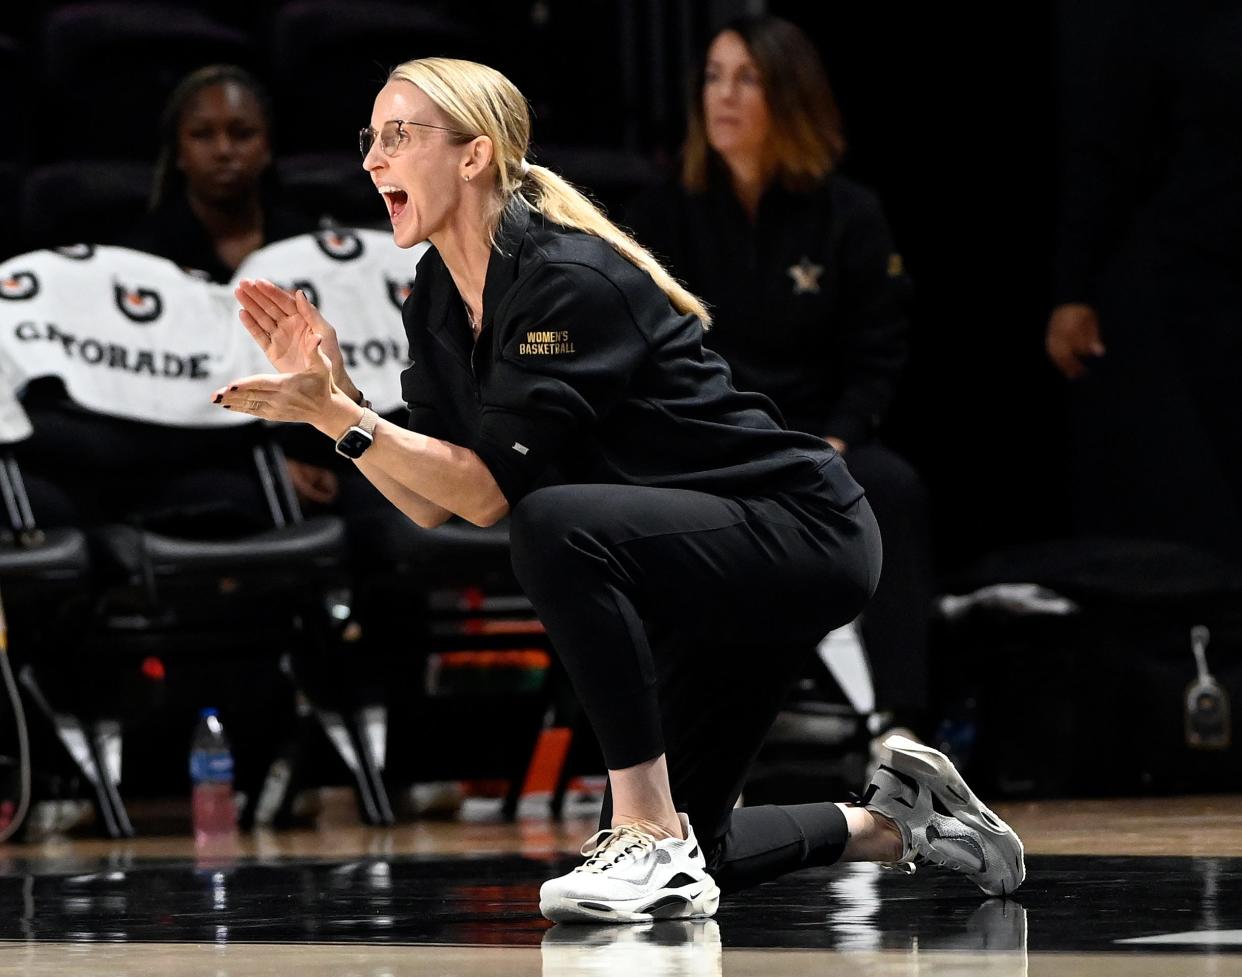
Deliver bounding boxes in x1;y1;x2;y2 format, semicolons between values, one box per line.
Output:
781;3;1066;570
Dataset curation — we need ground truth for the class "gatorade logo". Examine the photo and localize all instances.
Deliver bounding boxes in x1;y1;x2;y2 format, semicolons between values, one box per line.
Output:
315;229;364;261
292;280;319;308
273;279;320;309
53;243;96;261
386;277;414;309
0;272;38;301
114;282;164;323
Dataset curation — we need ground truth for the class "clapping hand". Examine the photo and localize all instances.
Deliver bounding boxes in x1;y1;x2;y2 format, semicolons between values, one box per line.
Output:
234;279;360;401
212;323;337;425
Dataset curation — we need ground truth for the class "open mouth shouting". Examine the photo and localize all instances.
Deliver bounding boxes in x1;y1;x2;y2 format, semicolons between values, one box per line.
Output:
377;183;409;222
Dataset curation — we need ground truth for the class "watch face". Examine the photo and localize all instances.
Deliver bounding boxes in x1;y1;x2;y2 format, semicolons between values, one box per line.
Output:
335;427;373;459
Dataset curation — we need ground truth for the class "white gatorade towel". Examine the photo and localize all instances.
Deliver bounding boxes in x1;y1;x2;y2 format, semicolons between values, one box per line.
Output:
0;230;428;440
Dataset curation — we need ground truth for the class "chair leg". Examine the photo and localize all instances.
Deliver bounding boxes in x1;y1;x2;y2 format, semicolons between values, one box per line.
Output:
315;706;385;825
90;720;133;838
249;747;296;830
278;652;387;826
502;696;556;822
351;704;394;827
501;774;523;822
548;680;586;821
249;694;313;829
17;667;127;839
548;724;579;821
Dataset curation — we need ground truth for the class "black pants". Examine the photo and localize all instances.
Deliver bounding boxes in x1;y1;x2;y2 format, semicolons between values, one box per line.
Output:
509;475;882;893
844;442;933;719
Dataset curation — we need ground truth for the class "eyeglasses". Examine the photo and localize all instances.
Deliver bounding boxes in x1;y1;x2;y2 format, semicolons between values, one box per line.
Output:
358;119;474;157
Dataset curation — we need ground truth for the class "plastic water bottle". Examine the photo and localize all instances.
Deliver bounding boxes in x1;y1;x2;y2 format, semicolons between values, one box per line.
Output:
190;709;237;845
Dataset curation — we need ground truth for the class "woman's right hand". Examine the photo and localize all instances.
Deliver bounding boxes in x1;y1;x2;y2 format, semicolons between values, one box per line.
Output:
235;279;361;402
285;457;340;507
1046;303;1106;380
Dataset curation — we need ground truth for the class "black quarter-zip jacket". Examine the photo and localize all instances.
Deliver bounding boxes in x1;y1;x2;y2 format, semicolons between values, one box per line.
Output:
399;203;864;509
626;170;911;447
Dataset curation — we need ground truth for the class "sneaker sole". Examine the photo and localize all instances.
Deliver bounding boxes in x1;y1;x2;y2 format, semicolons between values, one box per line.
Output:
540;878;721;924
883;734;1026;897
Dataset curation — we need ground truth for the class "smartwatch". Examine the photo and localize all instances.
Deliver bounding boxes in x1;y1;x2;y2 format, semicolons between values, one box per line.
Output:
335;407;378;459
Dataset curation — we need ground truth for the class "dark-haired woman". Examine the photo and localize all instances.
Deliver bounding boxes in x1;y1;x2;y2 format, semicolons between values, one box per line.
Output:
219;56;1024;922
124;65;316;285
628;16;934;748
123;65;337;507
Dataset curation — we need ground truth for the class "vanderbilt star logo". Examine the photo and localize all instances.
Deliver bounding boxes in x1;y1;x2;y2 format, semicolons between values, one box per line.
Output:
787;256;823;295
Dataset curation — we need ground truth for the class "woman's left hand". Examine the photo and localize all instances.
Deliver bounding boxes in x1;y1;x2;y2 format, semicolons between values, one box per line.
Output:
213;326;336;426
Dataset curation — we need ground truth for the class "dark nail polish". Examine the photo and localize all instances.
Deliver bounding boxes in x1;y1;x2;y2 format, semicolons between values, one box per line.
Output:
223;405;232;410
213;394;222;404
230;386;238;391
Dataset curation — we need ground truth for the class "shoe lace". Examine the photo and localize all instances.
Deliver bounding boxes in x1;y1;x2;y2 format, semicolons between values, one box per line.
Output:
577;824;657;874
880;852;931;876
882;844;961;878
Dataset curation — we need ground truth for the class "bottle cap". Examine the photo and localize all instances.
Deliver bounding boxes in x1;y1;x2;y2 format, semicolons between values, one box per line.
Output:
200;708;219;719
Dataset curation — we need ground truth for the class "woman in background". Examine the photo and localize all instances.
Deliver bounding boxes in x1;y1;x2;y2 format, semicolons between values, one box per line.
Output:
124;64;334;507
628;16;934;750
125;64;316;284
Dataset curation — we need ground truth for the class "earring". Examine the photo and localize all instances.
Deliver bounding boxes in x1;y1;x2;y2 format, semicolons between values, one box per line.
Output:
464;174;472;182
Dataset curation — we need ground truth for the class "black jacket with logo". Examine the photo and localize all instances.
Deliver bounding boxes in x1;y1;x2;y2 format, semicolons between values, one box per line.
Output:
626;170;911;447
399;204;864;509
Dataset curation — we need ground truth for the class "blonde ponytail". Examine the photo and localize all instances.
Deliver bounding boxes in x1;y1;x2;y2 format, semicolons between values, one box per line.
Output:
519;164;712;327
389;57;712;328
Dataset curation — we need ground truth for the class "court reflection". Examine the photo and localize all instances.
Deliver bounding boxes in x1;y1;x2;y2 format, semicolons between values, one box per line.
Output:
538;896;1029;977
541;920;722;977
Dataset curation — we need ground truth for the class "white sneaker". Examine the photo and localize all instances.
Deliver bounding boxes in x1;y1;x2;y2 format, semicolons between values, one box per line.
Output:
539;814;721;923
864;723;921;787
861;734;1026;897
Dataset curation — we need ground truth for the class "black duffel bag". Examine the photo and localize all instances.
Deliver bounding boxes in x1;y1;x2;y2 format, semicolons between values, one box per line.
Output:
935;538;1242;797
